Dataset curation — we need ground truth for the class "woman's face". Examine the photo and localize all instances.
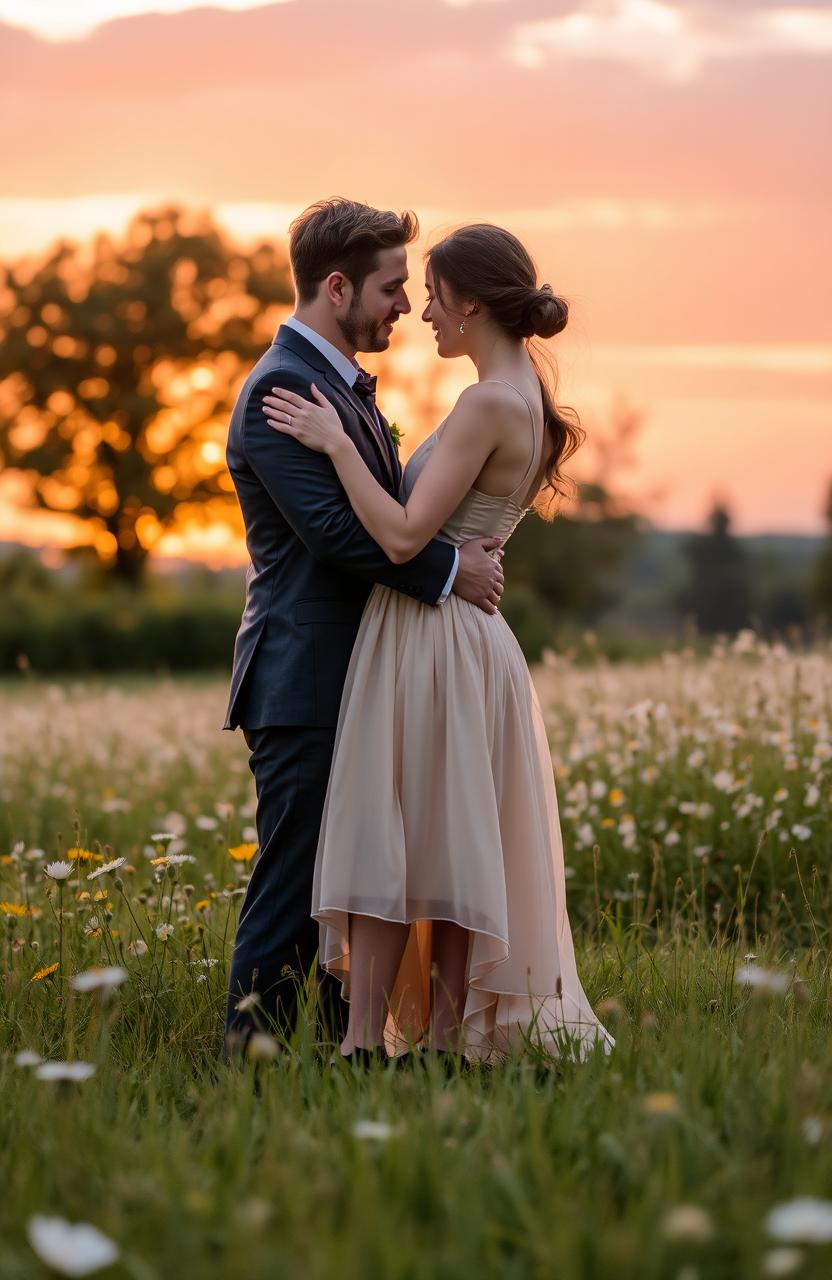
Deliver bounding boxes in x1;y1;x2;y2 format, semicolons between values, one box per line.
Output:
422;261;467;359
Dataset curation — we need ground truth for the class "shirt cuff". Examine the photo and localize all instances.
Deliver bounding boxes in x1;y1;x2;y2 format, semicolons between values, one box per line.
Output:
436;547;460;604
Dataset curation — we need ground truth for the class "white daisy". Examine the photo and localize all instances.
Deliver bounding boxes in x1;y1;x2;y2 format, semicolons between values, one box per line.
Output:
87;857;126;880
35;1061;97;1082
44;861;74;881
70;966;128;993
27;1215;118;1277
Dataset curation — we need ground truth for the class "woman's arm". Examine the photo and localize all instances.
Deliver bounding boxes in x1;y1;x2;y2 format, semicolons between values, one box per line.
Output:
263;383;501;564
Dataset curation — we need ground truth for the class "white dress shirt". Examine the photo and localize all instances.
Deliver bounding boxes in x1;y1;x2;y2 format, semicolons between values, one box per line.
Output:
283;315;459;602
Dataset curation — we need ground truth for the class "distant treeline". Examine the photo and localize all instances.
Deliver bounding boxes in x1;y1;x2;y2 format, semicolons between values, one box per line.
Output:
1;499;830;674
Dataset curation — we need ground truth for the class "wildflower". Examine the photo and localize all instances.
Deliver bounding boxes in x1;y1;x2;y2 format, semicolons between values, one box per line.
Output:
608;788;625;807
661;1205;714;1242
165;853;196;865
14;1050;42;1067
734;966;790;994
155;923;174;941
247;1034;281;1061
27;1215;118;1276
802;1117;825;1145
712;770;734;792
44;861;74;880
235;992;261;1012
150;832;177;845
228;843;258;862
765;1197;832;1243
127;939;148;957
87;857;126;880
773;787;789;803
70;966;128;994
641;1091;680;1117
31;963;59;982
67;848;101;863
791;824;811;842
686;749;705;769
1;901;29;916
804;784;820;807
193;898;211;911
352;1119;401;1142
762;1249;805;1277
34;1061;97;1082
196;815;218;831
664;830;681;846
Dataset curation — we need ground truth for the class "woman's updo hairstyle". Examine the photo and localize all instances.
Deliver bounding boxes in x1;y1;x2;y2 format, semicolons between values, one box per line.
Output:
428;224;568;341
427;224;582;512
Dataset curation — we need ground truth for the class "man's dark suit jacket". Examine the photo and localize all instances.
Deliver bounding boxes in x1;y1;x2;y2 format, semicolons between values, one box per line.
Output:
224;324;456;730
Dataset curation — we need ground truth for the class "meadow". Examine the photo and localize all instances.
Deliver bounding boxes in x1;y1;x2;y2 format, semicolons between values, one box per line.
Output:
1;636;831;1279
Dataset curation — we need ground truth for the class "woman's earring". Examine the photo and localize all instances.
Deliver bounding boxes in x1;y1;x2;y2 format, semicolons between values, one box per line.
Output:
459;320;466;334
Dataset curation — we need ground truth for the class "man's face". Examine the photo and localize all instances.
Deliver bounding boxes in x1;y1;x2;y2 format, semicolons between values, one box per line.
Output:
336;245;411;353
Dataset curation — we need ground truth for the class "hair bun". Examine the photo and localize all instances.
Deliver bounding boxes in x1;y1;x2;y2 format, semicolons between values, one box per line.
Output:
520;285;568;339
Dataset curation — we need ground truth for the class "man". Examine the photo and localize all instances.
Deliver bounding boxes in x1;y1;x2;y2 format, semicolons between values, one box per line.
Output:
223;198;504;1052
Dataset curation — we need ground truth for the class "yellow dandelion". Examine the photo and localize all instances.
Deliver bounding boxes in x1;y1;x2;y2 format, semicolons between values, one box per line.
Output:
150;856;168;866
67;848;103;863
600;817;616;829
110;929;120;938
193;899;211;911
1;901;29;917
31;962;59;981
0;855;14;865
642;1091;681;1117
608;788;625;807
93;889;108;902
228;843;258;863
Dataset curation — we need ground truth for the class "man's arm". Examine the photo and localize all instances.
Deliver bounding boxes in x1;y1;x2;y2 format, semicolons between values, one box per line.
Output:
242;371;454;603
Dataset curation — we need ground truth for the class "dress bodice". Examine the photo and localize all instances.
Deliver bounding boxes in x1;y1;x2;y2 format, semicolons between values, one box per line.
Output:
400;382;541;549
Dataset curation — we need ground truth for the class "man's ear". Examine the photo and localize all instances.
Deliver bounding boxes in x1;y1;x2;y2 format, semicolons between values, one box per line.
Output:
323;271;351;310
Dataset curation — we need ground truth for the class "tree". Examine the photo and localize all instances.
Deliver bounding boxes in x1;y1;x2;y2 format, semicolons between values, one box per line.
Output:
0;207;292;583
676;503;752;633
809;479;832;624
505;401;647;624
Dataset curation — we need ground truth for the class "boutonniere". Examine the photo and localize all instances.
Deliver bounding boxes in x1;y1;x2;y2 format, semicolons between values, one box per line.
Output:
388;421;404;448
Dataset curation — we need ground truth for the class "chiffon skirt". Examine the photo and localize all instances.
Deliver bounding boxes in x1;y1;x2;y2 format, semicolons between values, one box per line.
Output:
311;583;614;1062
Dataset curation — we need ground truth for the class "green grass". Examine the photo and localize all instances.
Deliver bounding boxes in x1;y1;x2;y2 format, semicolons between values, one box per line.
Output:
1;646;831;1278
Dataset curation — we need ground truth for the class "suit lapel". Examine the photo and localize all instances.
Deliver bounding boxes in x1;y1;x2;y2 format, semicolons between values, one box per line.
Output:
322;368;397;490
275;326;397;492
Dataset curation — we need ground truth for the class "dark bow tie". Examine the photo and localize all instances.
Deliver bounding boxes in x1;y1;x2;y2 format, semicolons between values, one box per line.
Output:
352;368;378;404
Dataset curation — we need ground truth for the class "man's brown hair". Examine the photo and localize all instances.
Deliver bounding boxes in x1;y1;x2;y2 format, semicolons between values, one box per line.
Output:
289;198;419;304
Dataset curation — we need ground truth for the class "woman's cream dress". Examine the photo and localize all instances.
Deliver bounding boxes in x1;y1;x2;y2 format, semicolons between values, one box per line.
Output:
311;384;614;1062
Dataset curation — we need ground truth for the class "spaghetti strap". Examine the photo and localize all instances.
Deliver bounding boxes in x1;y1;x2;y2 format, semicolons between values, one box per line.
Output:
482;379;541;503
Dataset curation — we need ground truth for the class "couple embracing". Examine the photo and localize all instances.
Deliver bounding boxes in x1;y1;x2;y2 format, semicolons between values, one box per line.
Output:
223;197;613;1068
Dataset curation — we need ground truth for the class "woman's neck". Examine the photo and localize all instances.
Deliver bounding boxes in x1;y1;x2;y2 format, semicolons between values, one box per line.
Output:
470;328;529;382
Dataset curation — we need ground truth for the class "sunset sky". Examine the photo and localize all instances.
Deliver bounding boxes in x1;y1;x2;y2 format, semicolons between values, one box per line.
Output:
0;0;830;557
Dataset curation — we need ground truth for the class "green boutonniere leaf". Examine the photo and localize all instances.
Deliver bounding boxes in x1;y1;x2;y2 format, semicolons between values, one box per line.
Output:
388;421;404;448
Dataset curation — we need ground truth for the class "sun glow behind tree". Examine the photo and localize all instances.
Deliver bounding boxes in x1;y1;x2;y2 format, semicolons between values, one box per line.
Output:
0;207;292;581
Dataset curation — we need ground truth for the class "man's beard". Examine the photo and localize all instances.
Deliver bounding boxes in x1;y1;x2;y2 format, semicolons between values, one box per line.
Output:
337;298;391;353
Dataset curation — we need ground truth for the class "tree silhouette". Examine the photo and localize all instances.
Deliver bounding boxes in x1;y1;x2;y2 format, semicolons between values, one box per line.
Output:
676;502;752;633
0;207;292;583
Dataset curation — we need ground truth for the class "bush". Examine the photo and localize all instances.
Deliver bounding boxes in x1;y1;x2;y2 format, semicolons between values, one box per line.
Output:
1;589;243;674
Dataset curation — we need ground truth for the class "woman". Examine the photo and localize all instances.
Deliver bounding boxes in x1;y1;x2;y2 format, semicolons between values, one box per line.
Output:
262;224;614;1066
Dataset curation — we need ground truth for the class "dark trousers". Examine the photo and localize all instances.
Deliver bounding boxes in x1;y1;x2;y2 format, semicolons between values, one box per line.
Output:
224;725;349;1048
